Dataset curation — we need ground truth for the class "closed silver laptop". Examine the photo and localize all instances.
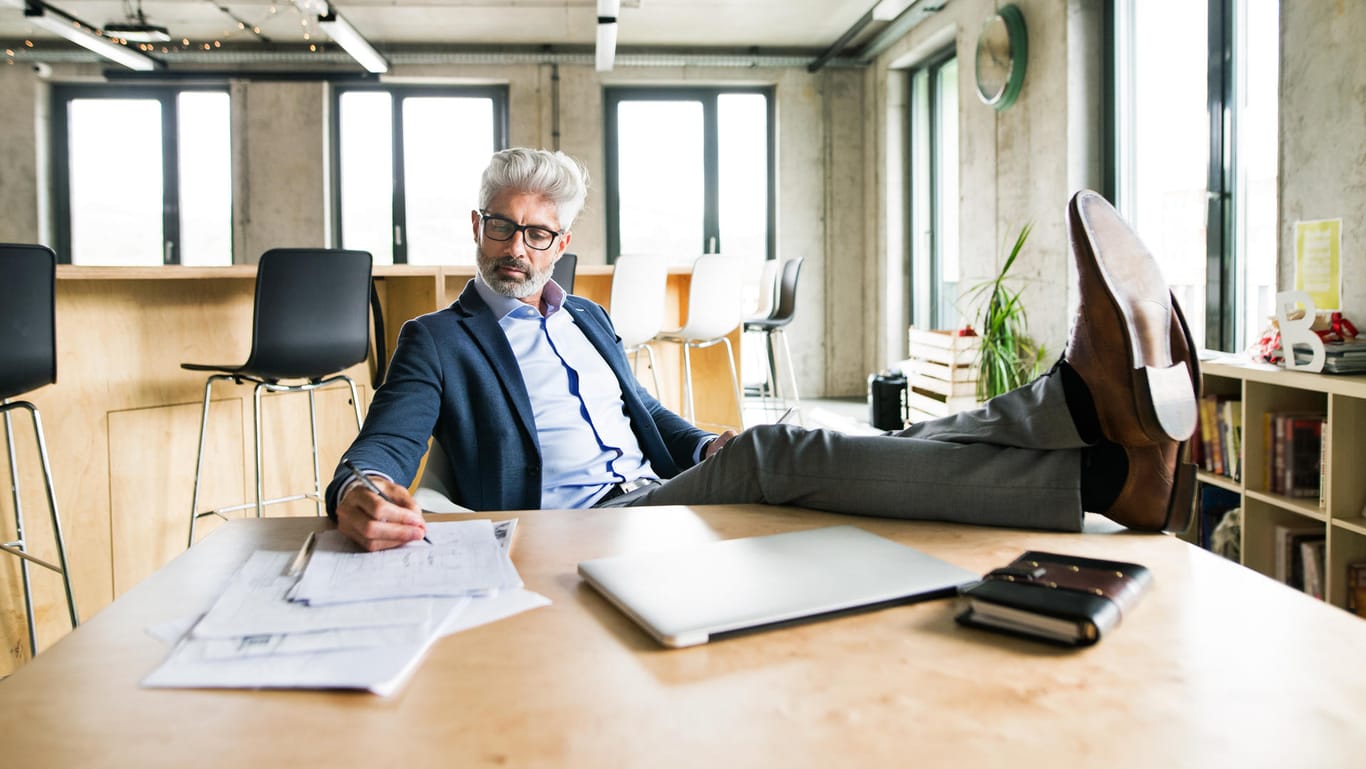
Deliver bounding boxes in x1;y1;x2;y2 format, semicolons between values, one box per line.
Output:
578;525;978;648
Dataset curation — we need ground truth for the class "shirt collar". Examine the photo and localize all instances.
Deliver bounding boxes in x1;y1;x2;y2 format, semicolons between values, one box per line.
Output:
472;270;567;320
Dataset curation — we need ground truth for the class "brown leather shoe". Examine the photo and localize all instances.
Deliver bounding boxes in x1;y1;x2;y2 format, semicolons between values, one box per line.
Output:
1065;190;1198;445
1103;440;1197;533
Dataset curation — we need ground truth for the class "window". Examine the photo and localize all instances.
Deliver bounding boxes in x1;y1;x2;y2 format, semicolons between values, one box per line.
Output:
332;85;507;265
1113;0;1279;351
604;87;775;267
907;50;959;331
52;86;232;265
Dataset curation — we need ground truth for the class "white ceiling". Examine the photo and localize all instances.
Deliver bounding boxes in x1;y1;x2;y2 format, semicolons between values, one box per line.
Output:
0;1;905;55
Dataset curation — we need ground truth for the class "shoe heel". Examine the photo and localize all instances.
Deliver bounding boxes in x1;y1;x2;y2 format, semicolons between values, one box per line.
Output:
1138;361;1198;441
1162;455;1197;534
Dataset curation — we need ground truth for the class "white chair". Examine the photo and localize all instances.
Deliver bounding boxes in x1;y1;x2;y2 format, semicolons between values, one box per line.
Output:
609;254;669;396
412;439;474;514
746;259;780;323
653;254;745;424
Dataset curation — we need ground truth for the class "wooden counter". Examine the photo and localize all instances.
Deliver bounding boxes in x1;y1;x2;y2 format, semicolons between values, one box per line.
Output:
0;264;740;673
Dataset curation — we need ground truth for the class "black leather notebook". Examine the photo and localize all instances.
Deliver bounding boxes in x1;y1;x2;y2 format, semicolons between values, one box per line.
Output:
955;551;1152;647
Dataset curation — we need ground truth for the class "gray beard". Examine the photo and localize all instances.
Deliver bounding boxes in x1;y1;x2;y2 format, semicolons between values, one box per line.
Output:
477;254;554;299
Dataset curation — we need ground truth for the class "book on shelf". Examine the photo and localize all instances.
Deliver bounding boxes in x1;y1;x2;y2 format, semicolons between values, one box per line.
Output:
1348;563;1366;618
1194;395;1241;480
1272;523;1324;591
1264;411;1325;498
1299;539;1326;600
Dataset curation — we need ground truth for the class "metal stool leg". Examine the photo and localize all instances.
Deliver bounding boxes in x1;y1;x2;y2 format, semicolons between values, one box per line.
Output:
776;328;801;419
307;388;323;517
187;374;230;548
2;400;79;658
641;344;662;398
718;336;745;429
681;343;696;423
253;382;266;519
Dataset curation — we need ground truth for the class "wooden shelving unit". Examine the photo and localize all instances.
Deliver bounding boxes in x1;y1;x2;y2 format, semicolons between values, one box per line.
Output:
1191;359;1366;613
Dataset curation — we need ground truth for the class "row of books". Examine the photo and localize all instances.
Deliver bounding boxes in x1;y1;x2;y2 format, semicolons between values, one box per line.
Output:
1348;562;1366;618
1264;411;1327;503
1192;395;1242;480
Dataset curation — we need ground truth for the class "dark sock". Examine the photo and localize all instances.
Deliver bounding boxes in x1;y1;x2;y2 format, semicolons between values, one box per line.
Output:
1080;440;1128;511
1057;360;1102;444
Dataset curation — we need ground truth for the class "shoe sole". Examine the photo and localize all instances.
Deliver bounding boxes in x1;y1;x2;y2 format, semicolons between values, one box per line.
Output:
1072;191;1198;443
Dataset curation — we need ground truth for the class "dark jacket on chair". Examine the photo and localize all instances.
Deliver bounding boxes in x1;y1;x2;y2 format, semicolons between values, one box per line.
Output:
325;279;708;514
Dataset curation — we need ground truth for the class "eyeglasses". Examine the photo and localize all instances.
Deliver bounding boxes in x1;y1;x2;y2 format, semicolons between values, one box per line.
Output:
478;211;563;251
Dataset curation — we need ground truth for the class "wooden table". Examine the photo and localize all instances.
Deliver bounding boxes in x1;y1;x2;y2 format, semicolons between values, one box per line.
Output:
3;505;1364;768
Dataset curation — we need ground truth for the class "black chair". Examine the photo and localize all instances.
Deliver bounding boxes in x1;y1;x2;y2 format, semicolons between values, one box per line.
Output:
184;248;373;546
551;251;578;294
0;243;79;657
743;257;804;417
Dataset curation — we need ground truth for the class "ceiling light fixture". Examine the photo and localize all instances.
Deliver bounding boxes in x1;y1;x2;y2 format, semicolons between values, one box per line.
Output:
24;4;160;71
596;0;619;72
317;8;389;73
104;0;170;42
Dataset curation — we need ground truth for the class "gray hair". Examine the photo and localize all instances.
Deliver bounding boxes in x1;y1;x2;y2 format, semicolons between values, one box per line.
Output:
478;148;589;230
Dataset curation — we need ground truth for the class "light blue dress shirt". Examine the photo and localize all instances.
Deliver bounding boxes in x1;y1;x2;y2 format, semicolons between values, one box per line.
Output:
473;273;658;507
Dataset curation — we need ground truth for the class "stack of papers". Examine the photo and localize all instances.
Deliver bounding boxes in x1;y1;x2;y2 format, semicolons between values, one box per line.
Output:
143;519;548;696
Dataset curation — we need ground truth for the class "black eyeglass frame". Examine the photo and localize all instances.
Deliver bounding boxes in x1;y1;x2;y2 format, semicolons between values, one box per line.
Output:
477;210;564;251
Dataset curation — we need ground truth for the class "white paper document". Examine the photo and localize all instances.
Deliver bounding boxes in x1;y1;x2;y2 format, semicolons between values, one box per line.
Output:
288;520;522;606
142;518;545;696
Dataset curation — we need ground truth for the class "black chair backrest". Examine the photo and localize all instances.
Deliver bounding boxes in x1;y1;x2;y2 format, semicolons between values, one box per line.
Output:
0;243;57;400
244;248;374;380
769;257;804;326
552;252;578;294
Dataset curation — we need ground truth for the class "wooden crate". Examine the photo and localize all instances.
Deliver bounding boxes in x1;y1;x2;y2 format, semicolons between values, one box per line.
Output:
904;328;982;421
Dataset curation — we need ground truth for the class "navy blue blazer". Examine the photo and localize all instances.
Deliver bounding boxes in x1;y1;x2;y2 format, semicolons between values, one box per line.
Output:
325;280;710;514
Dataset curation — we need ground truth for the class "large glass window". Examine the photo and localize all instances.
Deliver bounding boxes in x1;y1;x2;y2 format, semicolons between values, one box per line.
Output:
53;86;232;265
333;85;507;265
907;50;959;331
604;87;775;267
1113;0;1279;351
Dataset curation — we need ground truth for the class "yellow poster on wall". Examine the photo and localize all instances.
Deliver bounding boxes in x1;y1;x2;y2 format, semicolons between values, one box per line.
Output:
1294;218;1342;310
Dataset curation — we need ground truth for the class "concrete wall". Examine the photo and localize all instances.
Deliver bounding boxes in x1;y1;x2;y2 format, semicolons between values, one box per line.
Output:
0;65;41;242
1280;0;1366;315
864;0;1105;370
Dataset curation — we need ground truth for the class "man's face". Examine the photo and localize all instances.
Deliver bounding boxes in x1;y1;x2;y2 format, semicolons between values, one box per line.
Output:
471;189;571;305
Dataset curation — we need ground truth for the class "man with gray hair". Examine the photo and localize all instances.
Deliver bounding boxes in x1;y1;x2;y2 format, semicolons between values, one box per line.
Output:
329;147;1200;551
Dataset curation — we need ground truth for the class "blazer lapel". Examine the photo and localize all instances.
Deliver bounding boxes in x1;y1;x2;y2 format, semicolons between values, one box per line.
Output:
450;281;539;441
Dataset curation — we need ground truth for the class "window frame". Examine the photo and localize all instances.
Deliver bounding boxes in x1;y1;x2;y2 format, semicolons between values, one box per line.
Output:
1109;0;1278;352
602;85;776;264
906;46;958;331
328;83;509;264
50;83;232;265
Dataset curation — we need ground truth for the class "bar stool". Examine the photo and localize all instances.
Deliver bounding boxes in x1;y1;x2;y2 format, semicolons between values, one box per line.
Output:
608;253;668;396
653;253;745;424
744;257;804;418
184;248;373;547
0;243;79;657
551;251;578;294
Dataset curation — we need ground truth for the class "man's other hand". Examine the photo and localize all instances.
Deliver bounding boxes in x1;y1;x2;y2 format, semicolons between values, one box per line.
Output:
705;430;737;459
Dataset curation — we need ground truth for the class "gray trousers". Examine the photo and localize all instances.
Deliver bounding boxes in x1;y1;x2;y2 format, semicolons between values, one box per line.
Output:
610;371;1087;531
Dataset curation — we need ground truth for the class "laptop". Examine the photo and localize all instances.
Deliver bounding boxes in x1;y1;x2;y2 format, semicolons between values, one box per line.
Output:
577;525;979;648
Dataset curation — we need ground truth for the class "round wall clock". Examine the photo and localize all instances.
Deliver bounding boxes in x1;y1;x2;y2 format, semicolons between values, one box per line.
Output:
974;3;1027;110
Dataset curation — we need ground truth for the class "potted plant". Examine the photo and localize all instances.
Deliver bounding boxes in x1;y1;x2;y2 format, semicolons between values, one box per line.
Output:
967;224;1045;401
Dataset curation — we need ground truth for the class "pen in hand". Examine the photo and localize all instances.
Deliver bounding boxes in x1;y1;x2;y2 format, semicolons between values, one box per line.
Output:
342;459;433;544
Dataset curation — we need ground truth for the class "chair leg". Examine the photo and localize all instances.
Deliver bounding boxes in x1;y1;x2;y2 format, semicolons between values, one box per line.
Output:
252;383;266;519
187;375;226;548
765;330;781;408
641;344;663;399
343;376;363;432
718;336;745;430
306;388;322;517
776;328;802;419
681;343;696;423
2;400;79;658
28;404;78;631
2;405;36;657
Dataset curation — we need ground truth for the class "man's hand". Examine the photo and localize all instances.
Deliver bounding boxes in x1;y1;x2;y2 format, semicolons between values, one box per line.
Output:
335;476;428;551
704;430;736;459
